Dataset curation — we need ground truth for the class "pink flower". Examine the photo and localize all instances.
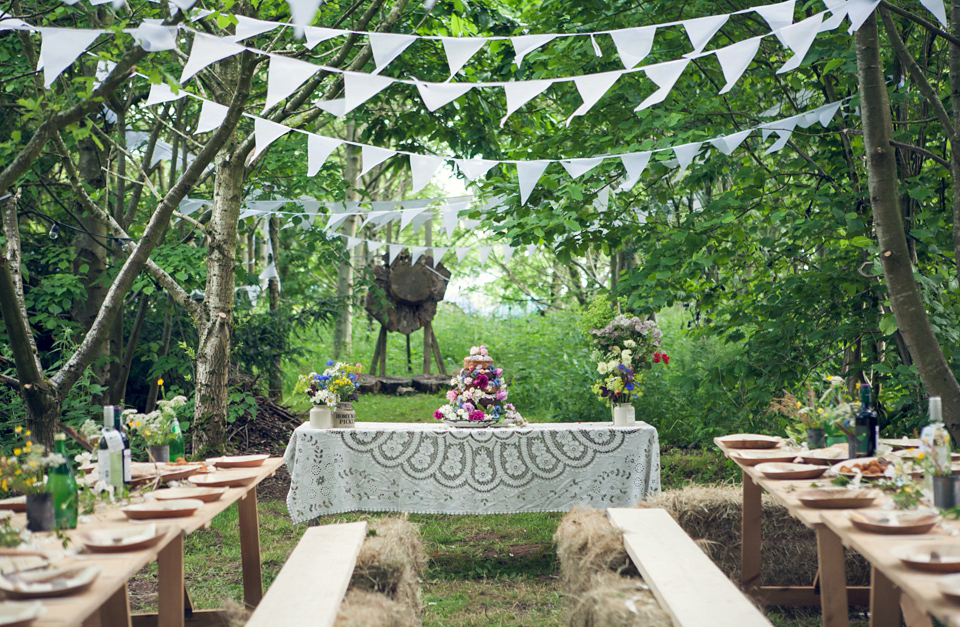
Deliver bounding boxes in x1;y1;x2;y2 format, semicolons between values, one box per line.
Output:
473;374;489;389
470;410;486;421
433;410;444;421
479;345;488;356
495;389;508;401
446;390;458;401
463;402;476;414
495;368;503;376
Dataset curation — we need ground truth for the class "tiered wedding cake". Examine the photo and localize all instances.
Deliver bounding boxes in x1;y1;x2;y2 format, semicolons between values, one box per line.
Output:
434;346;524;426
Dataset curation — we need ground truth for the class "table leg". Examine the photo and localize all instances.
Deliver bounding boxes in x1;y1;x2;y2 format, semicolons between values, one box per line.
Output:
157;530;185;627
897;587;931;627
239;485;264;608
99;582;132;627
741;469;762;592
816;525;849;627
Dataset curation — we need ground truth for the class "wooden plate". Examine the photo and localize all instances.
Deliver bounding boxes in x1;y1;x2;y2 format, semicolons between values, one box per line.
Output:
0;601;43;626
213;454;270;469
754;462;827;480
151;487;227;503
0;497;25;513
190;470;261;488
121;499;205;520
829;457;893;480
0;565;100;599
938;575;960;602
849;511;941;535
796;488;880;509
892;543;960;573
729;450;799;466
77;524;169;553
0;552;48;577
798;447;850;466
717;434;781;449
156;464;205;483
880;438;922;450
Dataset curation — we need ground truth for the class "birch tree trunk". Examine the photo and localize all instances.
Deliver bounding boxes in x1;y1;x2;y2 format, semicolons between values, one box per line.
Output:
855;12;960;436
334;126;362;359
268;215;282;400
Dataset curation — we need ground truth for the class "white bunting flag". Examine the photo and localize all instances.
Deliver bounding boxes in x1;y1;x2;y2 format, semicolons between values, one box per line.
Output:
400;207;430;231
345;236;362;251
264;55;320;112
501;79;554;126
288;0;325;38
367;240;384;254
709;129;751;155
526;244;537;257
410;155;445;192
370;32;417;73
818;101;842;126
304;26;341;49
232;16;279;42
919;0;947;27
411;210;434;232
178;198;208;216
134;23;178;51
778;13;823;73
456;247;471;263
443;207;460;237
511;34;556;66
248;118;292;164
298;198;324;214
820;7;847;32
358;210;390;232
180;33;246;83
316;98;347;117
619;151;651;191
635;59;689;111
754;0;796;32
461;218;483;230
566;70;624;125
359;145;396;177
516;160;550;205
325;211;356;232
610;26;657;69
169;0;198;11
440;36;488;76
410;246;427;265
194;99;229;134
765;129;794;153
560;157;604;179
681;14;727;55
673;141;703;176
145;82;184;107
594;186;610;212
502;245;515;263
415;81;473;112
431;247;448;264
846;0;881;32
455;159;498;181
343;71;394;113
388;243;403;265
477;246;494;266
39;28;101;88
714;37;761;94
307;135;342;176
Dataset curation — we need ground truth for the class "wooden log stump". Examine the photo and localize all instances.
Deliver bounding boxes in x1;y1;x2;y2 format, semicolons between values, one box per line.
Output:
378;376;414;395
411;375;450;395
356;374;381;396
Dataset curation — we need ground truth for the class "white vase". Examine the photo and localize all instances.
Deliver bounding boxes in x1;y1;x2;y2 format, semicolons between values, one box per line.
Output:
612;403;636;427
309;406;333;429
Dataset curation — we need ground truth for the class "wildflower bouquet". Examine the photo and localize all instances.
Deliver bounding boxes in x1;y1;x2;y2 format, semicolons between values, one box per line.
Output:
123;396;188;447
295;361;363;407
0;427;65;495
589;315;668;406
770;376;855;430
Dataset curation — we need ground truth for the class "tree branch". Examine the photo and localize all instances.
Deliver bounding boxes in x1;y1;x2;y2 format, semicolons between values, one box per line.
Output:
880;0;960;48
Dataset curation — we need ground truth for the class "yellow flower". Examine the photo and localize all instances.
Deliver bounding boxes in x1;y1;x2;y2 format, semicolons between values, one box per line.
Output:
14;469;20;476
13;449;20;456
817;408;824;415
157;378;164;386
796;401;803;408
14;426;21;434
24;430;30;437
28;461;36;467
1;480;6;491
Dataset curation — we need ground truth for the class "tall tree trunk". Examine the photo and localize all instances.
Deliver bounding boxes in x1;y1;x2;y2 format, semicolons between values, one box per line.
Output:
334;126;361;359
951;0;960;276
855;13;960;437
267;215;282;400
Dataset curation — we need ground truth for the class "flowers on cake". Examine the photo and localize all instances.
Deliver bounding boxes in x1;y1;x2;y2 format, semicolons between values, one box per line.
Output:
434;346;523;424
295;360;363;408
590;316;668;406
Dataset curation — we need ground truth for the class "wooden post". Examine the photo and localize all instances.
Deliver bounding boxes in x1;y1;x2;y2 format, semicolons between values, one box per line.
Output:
378;327;387;377
431;325;445;375
423;321;433;375
741;470;762;593
369;324;385;376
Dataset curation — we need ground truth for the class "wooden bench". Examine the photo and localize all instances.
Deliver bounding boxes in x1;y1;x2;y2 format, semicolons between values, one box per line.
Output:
246;521;367;627
608;508;772;627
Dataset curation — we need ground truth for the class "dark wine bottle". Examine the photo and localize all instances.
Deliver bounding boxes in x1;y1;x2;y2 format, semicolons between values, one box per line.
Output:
114;406;132;484
853;383;878;457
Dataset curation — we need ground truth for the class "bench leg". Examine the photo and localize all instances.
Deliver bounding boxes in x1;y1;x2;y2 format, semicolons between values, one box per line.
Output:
239;486;264;609
816;526;849;627
741;470;762;592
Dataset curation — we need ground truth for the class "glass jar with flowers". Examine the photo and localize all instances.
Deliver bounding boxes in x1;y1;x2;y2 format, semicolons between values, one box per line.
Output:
295;361;363;428
589;315;668;426
123;396;189;462
770;376;854;450
0;426;67;531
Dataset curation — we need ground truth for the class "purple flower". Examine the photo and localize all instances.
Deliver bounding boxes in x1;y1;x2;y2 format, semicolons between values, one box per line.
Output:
434;410;444;421
326;360;335;366
495;389;508;401
463;402;476;414
470;410;486;421
473;374;489;389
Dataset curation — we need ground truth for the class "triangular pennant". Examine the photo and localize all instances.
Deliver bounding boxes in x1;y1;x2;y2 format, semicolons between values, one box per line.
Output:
765;129;793;153
477;246;494;266
180;33;246;83
455;159;497;181
415;81;473;112
618;151;651;191
194;99;229;134
440;36;488;76
316;98;347;117
818;101;842;126
364;239;381;254
39;28;101;88
307;135;343;176
566;71;623;125
264;55;320;112
232;16;279;42
635;59;689;111
325;211;355;232
714;37;761;94
918;0;947;25
411;211;434;233
778;13;823;73
501;79;554;126
511;34;556;66
169;0;198;12
560;157;604;179
516;160;550;205
443;207;461;237
400;207;429;231
133;23;178;52
304;26;341;49
359;145;396;177
673;141;703;173
144;82;184;107
455;246;471;263
681;14;727;55
343;71;394;113
369;32;417;73
502;245;515;263
610;26;657;69
526;244;537;257
388;243;403;265
846;0;881;33
178;198;208;216
248;118;292;164
288;0;325;38
754;0;796;32
461;218;482;230
370;201;399;211
410;246;427;265
298;198;324;214
709;129;751;155
345;236;362;251
430;247;448;265
358;210;391;231
410;154;445;192
820;8;847;32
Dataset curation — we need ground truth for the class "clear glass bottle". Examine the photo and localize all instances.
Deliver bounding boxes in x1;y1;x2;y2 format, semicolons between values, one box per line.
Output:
99;405;124;491
921;396;951;474
49;433;78;529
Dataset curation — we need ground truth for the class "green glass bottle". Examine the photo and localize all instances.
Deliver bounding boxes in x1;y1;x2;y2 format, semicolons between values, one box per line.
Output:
169;418;185;460
49;433;78;529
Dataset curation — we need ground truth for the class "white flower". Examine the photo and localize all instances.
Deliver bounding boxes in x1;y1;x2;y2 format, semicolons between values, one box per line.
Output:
621;350;633;363
624;340;636;349
470;346;480;356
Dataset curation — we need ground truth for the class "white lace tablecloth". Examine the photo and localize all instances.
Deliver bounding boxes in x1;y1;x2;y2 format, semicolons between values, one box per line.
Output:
283;422;661;523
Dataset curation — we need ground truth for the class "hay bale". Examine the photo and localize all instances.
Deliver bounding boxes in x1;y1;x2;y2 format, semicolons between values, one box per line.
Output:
334;590;418;627
554;505;635;597
568;573;672;627
645;485;870;586
222;598;251;627
350;516;425;612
